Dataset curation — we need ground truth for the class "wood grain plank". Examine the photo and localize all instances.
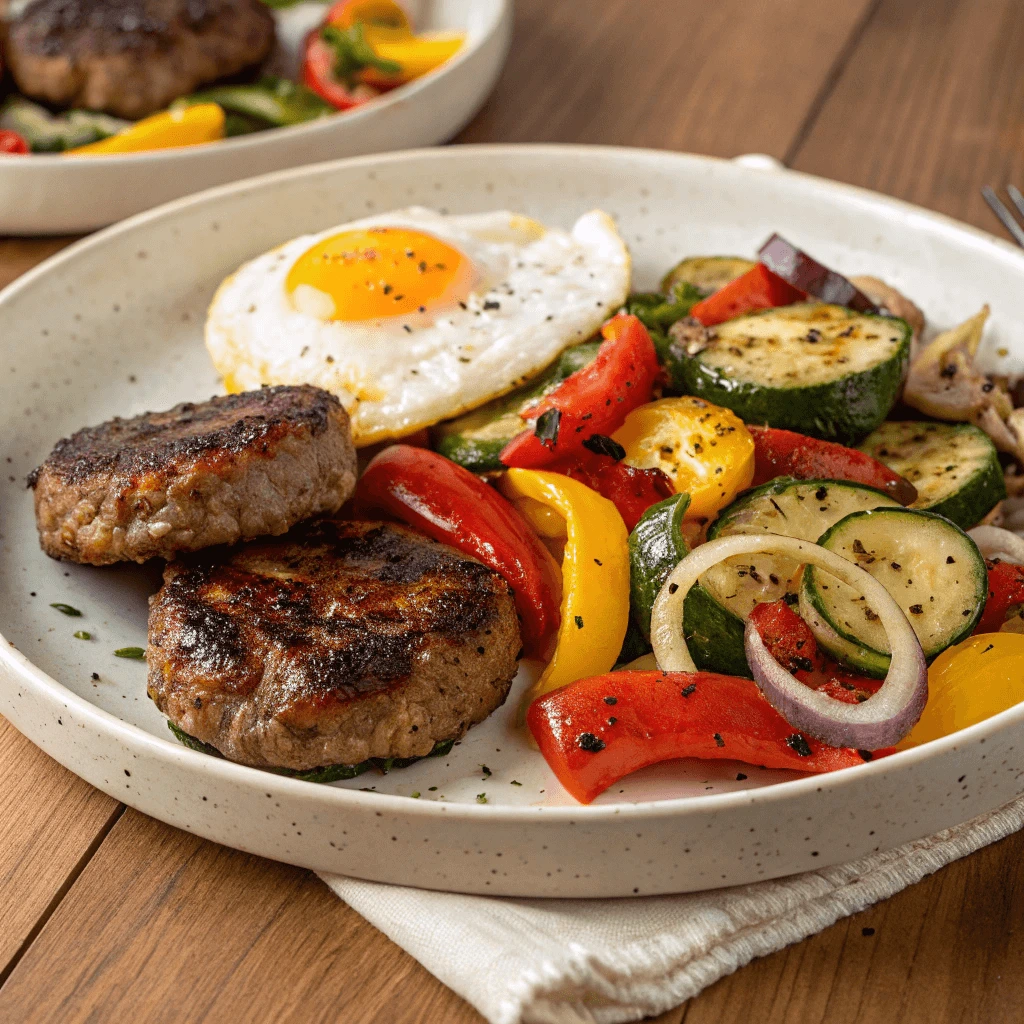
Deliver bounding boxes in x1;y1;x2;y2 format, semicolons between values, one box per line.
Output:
0;810;483;1024
681;829;1024;1024
789;0;1024;232
0;718;120;979
458;0;879;159
0;238;77;290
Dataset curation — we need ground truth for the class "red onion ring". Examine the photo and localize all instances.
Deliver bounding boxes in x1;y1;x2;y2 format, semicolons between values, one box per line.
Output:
650;534;927;749
969;525;1024;565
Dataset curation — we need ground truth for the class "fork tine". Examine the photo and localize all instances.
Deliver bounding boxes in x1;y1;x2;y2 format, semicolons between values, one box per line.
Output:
982;186;1024;248
1008;184;1024;221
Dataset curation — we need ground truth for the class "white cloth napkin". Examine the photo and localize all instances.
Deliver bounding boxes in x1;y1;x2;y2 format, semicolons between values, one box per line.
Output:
319;795;1024;1024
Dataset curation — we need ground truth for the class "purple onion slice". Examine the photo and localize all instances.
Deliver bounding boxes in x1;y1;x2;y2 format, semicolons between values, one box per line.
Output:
650;534;927;749
969;525;1024;565
758;234;881;314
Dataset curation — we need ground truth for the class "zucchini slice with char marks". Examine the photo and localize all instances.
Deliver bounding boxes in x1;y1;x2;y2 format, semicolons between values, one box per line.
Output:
859;421;1006;530
660;256;756;298
683;477;900;675
431;340;600;472
667;303;912;444
800;507;987;677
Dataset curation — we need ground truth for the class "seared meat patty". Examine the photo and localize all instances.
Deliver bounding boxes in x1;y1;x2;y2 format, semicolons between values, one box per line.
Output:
147;520;521;770
5;0;276;119
31;385;355;565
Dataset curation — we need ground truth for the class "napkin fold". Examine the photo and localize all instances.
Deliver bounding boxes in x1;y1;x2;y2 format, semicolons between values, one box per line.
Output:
320;795;1024;1024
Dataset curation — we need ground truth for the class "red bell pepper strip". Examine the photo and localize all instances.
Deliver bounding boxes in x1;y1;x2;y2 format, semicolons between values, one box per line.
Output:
302;30;383;110
690;263;805;326
748;425;918;504
547;449;674;531
975;560;1024;635
747;600;882;704
499;314;660;469
355;445;562;658
0;130;29;155
528;669;884;803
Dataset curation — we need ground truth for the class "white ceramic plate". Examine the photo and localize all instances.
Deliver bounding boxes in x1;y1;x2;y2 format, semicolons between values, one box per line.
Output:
0;0;511;235
4;145;1024;898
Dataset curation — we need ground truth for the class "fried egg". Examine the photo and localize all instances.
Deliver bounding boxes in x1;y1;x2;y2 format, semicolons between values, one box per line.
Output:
205;208;630;445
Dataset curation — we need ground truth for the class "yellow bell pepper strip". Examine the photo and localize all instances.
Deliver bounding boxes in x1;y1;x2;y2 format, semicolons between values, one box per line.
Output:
365;33;465;85
65;104;224;156
611;396;755;520
899;633;1024;747
501;469;630;718
328;0;412;35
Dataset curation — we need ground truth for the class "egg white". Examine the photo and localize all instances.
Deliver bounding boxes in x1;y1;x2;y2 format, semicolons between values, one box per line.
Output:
204;207;631;445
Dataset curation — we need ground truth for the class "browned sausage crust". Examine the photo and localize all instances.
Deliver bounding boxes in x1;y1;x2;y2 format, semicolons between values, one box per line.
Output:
31;385;356;565
147;520;521;771
5;0;276;119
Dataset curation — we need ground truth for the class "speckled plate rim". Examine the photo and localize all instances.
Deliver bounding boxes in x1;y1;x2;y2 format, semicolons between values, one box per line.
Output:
0;0;509;169
3;142;1024;828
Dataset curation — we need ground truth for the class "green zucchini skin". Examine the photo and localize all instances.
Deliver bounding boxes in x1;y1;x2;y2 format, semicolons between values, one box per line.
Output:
167;721;454;783
682;476;898;676
432;340;601;472
660;256;756;297
682;582;752;678
859;421;1006;530
627;492;691;640
801;507;987;676
666;304;912;444
624;283;702;361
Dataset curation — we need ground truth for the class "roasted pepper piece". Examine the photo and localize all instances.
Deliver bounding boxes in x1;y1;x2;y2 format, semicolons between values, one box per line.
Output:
501;469;630;715
899;633;1024;747
500;315;660;470
690;263;805;326
612;396;755;519
528;670;882;803
975;560;1024;635
66;104;225;155
355;446;562;658
748;425;917;504
628;492;690;640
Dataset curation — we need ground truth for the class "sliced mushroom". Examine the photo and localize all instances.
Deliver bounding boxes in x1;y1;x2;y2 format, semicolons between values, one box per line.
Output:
903;305;1024;460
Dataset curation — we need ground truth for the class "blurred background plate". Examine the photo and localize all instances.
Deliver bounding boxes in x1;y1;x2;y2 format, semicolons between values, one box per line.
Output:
0;0;511;235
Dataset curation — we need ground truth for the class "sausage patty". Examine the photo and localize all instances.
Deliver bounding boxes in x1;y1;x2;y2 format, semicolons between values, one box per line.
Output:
31;385;356;565
4;0;276;119
147;520;522;771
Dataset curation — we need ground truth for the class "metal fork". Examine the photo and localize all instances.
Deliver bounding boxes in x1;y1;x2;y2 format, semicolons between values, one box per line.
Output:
982;185;1024;248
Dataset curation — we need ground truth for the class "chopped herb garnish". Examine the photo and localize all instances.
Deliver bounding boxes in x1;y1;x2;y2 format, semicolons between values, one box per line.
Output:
786;733;813;757
50;603;82;617
428;786;438;791
476;792;488;804
581;434;626;461
510;779;522;786
534;408;562;449
73;630;91;640
574;615;584;629
114;646;146;659
480;764;492;776
411;791;421;799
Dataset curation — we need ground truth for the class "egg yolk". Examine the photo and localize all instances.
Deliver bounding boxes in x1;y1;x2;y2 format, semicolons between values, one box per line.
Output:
285;227;474;321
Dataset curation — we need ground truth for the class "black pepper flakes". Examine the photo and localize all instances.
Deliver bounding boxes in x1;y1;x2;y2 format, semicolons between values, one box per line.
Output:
786;733;813;757
578;732;606;753
603;696;618;705
713;733;725;748
681;683;697;698
575;615;584;629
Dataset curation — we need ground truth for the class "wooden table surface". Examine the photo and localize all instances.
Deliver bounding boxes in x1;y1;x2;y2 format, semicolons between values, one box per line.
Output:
3;1;1024;1021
